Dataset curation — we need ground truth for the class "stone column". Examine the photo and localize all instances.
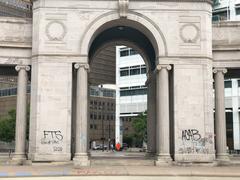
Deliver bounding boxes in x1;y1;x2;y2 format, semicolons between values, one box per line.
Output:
11;65;30;165
146;73;156;156
155;64;172;165
213;68;229;162
73;63;90;167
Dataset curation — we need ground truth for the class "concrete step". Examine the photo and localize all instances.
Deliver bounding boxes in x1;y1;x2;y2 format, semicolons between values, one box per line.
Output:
91;158;155;166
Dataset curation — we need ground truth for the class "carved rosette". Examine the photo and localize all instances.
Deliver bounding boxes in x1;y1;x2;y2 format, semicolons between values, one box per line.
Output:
15;65;31;72
74;63;90;72
119;0;129;18
213;68;227;74
46;21;67;41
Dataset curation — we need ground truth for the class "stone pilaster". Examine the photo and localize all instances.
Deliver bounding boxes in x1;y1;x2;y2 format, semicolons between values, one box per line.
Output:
213;68;230;162
146;73;156;156
155;64;172;166
73;63;90;167
11;65;30;165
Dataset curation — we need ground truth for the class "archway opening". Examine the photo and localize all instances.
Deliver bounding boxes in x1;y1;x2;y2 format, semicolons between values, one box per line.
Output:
84;24;157;161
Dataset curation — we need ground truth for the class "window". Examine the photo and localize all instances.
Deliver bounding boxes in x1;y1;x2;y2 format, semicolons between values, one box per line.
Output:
212;9;229;21
130;49;138;55
120;65;146;76
141;67;147;74
120;49;129;57
224;81;232;88
238;80;240;87
130;68;140;75
236;7;240;15
120;48;139;57
120;70;129;76
120;86;147;96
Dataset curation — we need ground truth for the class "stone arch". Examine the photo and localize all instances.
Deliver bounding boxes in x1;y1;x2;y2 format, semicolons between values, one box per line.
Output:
80;11;168;64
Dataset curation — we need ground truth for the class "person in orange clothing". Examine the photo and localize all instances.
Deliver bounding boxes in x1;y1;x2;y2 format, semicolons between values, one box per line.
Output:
115;142;121;151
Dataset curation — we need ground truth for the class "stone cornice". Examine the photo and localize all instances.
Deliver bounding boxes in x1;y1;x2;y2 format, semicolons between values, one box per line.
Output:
85;0;213;5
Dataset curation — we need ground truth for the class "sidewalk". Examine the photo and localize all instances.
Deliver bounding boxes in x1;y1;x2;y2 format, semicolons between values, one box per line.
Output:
1;163;240;178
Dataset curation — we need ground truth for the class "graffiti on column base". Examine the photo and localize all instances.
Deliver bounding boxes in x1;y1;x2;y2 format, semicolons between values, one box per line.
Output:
41;139;60;145
178;129;213;154
53;146;63;152
41;130;63;145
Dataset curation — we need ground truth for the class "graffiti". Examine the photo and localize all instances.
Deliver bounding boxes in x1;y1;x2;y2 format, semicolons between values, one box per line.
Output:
178;129;213;154
41;130;63;145
53;146;63;152
43;131;63;140
182;129;201;141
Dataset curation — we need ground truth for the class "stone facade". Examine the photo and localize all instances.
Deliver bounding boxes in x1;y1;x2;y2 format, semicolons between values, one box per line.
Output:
0;0;239;166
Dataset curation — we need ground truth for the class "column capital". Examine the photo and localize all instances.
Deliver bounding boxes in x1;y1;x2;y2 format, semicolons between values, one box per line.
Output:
15;65;30;72
156;64;172;71
213;68;227;74
74;63;90;72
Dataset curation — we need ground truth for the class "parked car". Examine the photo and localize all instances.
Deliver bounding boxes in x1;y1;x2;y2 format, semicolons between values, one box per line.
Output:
92;144;107;150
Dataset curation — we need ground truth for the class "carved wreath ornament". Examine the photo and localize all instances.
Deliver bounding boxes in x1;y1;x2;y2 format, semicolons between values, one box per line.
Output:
46;21;67;41
180;23;200;44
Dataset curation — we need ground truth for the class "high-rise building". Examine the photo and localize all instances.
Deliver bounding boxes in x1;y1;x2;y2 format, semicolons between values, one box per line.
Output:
213;0;240;21
115;46;147;145
0;0;32;18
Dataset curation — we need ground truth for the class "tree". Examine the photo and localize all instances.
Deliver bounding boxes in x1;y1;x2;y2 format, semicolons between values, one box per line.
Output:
0;109;16;142
0;107;30;143
131;111;147;147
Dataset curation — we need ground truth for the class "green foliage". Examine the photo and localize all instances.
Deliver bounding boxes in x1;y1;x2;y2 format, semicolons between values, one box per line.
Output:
131;111;147;147
123;134;133;147
0;109;16;142
0;107;30;143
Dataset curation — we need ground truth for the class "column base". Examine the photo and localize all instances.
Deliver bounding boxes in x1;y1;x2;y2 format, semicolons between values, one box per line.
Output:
145;151;156;157
73;153;90;167
216;153;230;165
155;154;172;166
10;153;27;165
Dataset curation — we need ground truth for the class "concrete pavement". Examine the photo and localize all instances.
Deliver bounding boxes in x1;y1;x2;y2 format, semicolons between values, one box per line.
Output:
2;177;240;180
1;164;240;178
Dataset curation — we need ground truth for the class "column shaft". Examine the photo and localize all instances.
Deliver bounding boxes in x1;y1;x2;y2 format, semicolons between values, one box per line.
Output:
147;75;156;155
12;65;30;164
73;63;90;166
214;68;229;161
156;65;172;165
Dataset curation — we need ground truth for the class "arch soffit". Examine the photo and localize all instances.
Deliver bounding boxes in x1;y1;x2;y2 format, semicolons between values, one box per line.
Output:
80;11;168;60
